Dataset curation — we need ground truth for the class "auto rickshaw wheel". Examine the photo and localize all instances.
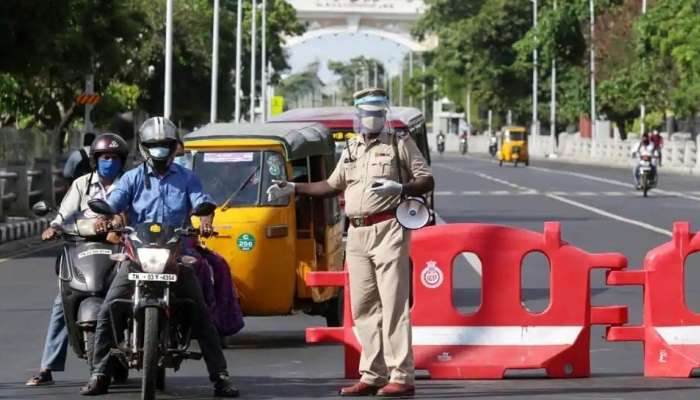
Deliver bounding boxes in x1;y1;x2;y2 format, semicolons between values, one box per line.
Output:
525;160;529;166
324;288;344;327
498;160;503;167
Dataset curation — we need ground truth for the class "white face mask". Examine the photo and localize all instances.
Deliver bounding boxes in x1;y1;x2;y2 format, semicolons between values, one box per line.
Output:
360;116;386;134
148;146;170;159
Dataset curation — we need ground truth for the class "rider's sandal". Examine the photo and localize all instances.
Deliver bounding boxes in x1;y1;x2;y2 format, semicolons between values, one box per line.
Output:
26;370;54;386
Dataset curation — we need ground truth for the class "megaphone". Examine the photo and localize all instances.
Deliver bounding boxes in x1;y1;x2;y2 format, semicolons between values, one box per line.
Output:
396;196;432;230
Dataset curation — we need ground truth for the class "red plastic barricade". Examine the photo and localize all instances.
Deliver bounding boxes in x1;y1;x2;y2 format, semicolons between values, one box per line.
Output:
607;222;700;377
306;222;628;379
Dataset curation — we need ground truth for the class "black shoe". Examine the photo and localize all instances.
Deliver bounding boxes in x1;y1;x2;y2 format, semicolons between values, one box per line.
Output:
80;375;109;396
26;370;54;386
213;374;239;398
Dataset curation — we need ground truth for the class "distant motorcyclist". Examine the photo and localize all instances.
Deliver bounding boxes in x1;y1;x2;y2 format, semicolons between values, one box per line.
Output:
436;131;446;154
63;132;96;185
79;117;239;397
650;129;664;166
26;133;128;387
631;133;659;189
489;133;498;157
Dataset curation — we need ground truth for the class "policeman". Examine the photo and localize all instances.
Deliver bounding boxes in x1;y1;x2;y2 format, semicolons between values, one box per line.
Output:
267;88;434;397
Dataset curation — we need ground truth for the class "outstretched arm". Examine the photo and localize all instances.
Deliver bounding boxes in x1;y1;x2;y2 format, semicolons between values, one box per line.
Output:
292;181;341;199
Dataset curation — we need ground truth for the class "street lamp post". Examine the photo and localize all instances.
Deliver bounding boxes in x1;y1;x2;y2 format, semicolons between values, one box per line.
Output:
409;51;414;107
590;0;597;156
640;0;647;136
210;0;220;123
234;0;243;123
250;0;257;122
532;0;539;138
550;0;557;156
164;0;173;119
261;0;267;122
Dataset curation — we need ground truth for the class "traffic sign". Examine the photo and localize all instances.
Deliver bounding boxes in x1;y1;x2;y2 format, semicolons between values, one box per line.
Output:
76;94;102;105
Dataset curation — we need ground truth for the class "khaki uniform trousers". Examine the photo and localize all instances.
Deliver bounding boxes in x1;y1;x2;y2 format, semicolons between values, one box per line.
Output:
346;219;414;386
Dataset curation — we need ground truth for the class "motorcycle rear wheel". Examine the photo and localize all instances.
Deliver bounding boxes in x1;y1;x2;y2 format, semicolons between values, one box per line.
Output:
142;307;159;400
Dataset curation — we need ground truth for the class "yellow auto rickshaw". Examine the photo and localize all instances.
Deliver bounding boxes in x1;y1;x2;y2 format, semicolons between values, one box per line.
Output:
183;122;344;326
498;126;529;167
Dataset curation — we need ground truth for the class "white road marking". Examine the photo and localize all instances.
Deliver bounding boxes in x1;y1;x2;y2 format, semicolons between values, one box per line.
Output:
530;165;700;202
434;164;673;238
546;194;672;237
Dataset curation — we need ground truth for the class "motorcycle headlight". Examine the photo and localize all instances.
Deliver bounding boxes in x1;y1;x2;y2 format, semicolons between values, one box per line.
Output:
137;248;171;273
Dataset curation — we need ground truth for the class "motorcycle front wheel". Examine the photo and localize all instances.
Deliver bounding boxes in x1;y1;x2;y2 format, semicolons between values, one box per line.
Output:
142;307;159;400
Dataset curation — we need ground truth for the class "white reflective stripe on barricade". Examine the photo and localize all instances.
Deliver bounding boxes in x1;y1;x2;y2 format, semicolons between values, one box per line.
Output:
353;326;583;346
655;326;700;345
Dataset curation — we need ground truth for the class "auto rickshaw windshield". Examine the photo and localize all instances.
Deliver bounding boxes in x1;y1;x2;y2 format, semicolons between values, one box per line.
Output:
506;132;525;141
192;150;289;207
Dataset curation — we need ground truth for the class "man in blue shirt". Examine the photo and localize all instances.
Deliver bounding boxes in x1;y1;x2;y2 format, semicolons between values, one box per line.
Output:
80;117;239;397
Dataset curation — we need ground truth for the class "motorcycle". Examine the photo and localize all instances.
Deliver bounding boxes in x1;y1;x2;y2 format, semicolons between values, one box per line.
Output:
638;154;658;197
436;134;446;155
31;201;128;382
489;141;497;158
459;135;468;155
88;198;216;400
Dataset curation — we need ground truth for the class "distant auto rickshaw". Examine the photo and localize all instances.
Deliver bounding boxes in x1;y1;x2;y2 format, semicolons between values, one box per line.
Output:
498;126;529;167
183;122;344;326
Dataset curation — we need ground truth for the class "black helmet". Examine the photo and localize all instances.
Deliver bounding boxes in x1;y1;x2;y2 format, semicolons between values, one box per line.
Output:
90;133;129;166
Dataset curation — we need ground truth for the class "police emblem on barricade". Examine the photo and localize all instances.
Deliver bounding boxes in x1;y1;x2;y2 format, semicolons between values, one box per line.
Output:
421;261;443;289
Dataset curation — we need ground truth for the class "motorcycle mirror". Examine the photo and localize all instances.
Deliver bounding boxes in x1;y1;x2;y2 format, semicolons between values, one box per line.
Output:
192;202;216;217
32;201;51;217
87;199;116;216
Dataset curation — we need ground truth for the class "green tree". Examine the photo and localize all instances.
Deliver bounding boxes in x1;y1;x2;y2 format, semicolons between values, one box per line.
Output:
328;57;386;104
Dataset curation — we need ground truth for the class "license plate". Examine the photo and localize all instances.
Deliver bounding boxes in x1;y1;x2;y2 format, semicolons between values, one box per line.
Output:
128;273;177;282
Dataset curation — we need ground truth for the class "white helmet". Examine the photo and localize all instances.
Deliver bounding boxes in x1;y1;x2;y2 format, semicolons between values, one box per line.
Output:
138;117;179;168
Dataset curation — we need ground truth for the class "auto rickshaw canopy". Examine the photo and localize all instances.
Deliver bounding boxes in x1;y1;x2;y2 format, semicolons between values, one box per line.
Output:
184;122;334;161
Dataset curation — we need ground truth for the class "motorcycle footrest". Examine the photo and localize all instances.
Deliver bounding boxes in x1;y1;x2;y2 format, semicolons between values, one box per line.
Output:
181;351;202;360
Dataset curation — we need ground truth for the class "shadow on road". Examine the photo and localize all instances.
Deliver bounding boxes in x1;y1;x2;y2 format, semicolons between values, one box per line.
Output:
4;375;699;399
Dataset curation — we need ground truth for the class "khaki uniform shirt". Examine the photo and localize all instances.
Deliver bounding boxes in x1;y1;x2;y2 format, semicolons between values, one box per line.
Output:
327;132;432;217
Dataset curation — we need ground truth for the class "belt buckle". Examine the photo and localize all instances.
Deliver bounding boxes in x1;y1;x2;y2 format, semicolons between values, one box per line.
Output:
351;216;365;227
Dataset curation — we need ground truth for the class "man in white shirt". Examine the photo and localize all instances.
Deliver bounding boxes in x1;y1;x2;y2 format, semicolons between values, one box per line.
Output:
26;133;128;386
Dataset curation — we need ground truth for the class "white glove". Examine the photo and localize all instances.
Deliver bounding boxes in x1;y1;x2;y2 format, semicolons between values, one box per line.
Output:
266;180;295;201
368;178;403;197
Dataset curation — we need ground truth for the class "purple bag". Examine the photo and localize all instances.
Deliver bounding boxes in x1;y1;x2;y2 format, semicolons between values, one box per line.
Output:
198;246;245;336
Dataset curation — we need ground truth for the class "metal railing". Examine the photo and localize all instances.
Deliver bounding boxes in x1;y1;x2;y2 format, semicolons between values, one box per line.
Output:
0;159;68;223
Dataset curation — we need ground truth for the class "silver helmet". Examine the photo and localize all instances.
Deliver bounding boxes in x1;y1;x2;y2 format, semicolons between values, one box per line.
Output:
138;117;179;168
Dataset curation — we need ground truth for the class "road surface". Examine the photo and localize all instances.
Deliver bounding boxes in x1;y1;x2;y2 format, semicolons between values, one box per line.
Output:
2;154;700;399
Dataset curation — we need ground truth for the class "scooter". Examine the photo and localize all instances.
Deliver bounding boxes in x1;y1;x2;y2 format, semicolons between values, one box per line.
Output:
489;142;498;158
637;154;658;197
459;135;468;155
436;135;446;155
88;198;217;400
32;201;128;382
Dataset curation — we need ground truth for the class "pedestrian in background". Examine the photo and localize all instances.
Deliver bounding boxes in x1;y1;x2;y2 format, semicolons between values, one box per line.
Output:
63;132;96;184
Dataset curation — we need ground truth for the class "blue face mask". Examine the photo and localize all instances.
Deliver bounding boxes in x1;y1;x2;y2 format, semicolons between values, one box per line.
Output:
97;158;122;180
148;146;171;159
173;155;190;169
